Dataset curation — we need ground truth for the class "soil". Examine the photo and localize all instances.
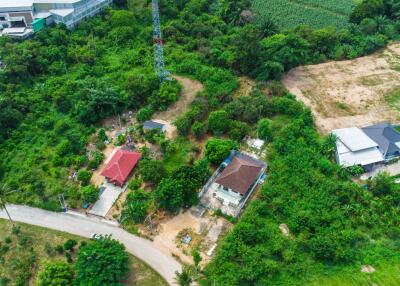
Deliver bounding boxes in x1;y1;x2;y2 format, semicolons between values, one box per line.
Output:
153;75;204;122
282;42;400;134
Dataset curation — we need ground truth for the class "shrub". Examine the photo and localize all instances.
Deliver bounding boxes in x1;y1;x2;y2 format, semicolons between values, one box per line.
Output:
37;261;74;286
128;178;142;190
136;106;153;122
64;239;78;252
122;189;151;223
205;139;239;165
207;110;231;135
192;121;206;139
55;245;64;254
138;159;166;185
77;170;92;186
81;185;99;204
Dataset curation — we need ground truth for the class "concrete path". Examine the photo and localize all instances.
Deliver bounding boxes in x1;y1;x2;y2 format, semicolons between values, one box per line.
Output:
89;182;126;217
0;204;181;285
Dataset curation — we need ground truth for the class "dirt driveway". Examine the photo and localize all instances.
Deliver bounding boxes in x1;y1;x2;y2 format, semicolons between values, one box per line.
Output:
282;43;400;134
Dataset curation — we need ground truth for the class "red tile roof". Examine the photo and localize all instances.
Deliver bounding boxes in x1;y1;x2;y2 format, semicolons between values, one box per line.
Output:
101;149;141;186
215;156;263;195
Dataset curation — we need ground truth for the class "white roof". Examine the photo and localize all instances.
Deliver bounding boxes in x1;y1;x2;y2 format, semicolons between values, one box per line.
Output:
332;127;378;152
49;8;74;17
34;11;52;18
336;138;383;167
2;27;27;33
34;0;80;3
0;0;34;9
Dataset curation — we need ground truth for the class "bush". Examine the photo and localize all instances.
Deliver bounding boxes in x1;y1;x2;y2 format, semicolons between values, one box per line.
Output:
64;239;78;252
136;106;153;122
122;189;151;223
257;118;272;141
207;110;231;135
37;261;74;286
192;121;206;139
75;236;130;285
205;139;239;165
55;245;64;254
81;185;99;204
128;178;142;190
77;169;92;186
138;159;166;185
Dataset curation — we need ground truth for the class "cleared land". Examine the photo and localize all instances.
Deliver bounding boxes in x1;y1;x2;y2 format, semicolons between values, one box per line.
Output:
0;219;167;286
282;43;400;134
252;0;355;30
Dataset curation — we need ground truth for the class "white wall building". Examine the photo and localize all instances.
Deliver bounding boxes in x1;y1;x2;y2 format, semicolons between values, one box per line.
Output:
0;0;111;37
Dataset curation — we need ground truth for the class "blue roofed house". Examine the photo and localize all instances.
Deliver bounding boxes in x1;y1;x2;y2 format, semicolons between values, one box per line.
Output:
362;122;400;161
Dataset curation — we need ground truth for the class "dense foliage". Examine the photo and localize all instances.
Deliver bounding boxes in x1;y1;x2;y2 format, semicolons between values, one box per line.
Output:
37;261;74;286
75;236;130;286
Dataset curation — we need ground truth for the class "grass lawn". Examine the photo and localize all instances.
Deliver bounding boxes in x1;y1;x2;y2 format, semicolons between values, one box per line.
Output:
0;219;167;286
308;263;400;286
163;137;195;173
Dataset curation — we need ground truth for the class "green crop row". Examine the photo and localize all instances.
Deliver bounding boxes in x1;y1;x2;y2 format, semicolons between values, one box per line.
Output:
252;0;354;30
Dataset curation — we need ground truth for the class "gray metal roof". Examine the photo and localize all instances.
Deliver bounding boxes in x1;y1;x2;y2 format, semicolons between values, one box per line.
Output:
143;120;165;130
362;122;400;157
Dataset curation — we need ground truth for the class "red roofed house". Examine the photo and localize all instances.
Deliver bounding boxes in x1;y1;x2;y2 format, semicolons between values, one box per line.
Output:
214;152;265;206
101;149;141;186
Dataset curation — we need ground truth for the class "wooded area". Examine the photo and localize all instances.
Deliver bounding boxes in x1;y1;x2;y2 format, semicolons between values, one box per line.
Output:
1;0;400;285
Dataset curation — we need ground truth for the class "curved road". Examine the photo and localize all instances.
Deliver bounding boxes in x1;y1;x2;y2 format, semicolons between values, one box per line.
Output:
0;204;181;285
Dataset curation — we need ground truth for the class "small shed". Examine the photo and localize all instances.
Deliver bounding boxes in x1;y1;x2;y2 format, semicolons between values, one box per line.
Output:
143;120;166;132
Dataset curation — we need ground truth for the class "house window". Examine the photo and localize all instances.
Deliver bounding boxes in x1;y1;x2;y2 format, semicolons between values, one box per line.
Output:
0;16;6;21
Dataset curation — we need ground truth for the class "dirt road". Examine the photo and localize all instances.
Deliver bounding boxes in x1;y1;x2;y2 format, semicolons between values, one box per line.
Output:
154;75;204;122
0;204;181;285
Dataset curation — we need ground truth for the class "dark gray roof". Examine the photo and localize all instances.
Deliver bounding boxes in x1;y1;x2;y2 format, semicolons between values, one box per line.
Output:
143;120;165;130
362;122;400;157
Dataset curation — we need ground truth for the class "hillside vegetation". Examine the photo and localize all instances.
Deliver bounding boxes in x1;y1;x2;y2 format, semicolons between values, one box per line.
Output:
253;0;355;29
1;0;400;285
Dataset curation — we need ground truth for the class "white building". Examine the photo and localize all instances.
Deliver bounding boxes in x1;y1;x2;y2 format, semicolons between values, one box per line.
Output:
0;0;111;38
332;127;384;170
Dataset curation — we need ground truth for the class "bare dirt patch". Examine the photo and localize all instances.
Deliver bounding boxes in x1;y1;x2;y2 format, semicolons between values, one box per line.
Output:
282;43;400;134
153;75;204;122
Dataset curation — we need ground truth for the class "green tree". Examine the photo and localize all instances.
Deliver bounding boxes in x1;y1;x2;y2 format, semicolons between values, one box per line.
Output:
77;170;92;186
138;159;166;185
64;239;78;252
154;179;184;213
81;185;99;204
75;236;130;286
136;106;153;123
174;266;193;286
205;139;238;165
121;189;150;223
257;118;272;141
207;110;231;135
37;261;74;286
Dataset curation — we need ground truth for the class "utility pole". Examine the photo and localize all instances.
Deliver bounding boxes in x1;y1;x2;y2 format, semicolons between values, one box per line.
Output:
151;0;169;81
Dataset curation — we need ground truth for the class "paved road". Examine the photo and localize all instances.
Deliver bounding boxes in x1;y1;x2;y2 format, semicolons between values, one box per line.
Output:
0;204;181;285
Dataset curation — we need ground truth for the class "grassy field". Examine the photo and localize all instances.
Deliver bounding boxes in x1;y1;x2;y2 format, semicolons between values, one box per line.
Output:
308;263;400;286
0;219;167;286
252;0;356;30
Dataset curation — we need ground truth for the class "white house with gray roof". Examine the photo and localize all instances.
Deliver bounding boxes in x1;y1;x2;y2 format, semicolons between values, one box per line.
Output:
333;122;400;171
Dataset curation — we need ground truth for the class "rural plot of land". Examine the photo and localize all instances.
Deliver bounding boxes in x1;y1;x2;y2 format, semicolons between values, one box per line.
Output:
252;0;355;30
282;43;400;134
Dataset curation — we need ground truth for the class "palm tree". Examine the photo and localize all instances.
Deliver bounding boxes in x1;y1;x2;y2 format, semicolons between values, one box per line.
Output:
0;184;15;226
174;266;193;286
